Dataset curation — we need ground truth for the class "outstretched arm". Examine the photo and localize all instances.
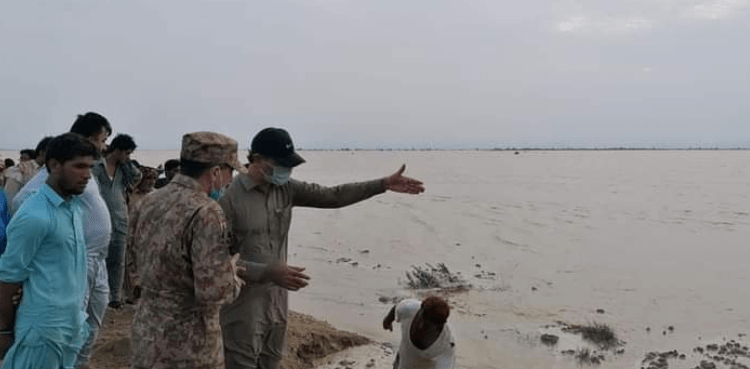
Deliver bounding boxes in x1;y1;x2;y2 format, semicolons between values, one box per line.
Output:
383;164;424;194
291;164;424;208
383;305;396;331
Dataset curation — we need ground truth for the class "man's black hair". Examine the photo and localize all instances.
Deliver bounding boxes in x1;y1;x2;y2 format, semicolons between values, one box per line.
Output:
4;158;14;167
45;133;100;171
180;159;213;179
69;112;112;138
164;159;180;172
109;134;137;152
35;136;54;156
20;149;36;159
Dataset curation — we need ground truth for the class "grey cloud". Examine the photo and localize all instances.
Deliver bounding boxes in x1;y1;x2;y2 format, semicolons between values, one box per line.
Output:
0;0;748;149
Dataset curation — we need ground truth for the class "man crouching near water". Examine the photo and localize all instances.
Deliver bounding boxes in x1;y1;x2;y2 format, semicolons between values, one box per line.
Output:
383;296;457;369
0;133;99;368
128;132;245;369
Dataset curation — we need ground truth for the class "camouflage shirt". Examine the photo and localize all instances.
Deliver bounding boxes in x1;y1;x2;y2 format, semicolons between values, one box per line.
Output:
129;174;241;369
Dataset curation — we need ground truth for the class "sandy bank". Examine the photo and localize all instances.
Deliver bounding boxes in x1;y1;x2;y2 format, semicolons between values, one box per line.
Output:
91;305;379;369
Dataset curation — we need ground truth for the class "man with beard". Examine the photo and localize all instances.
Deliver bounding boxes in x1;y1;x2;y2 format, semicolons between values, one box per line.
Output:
0;133;99;368
12;112;113;369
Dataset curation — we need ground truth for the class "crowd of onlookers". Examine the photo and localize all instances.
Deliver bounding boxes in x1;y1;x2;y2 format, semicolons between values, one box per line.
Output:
0;140;179;264
0;111;454;369
0;114;181;368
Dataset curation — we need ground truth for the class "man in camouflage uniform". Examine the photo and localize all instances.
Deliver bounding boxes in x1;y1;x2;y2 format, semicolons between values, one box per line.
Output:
219;127;425;369
129;132;244;369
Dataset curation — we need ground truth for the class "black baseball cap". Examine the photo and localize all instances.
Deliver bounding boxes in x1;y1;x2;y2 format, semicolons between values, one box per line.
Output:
251;127;306;168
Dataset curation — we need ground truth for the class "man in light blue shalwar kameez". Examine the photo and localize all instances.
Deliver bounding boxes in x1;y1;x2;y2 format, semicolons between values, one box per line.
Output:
0;133;99;368
10;112;113;368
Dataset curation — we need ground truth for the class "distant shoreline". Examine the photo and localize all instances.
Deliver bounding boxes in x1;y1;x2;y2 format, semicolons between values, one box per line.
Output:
3;147;749;152
296;147;750;152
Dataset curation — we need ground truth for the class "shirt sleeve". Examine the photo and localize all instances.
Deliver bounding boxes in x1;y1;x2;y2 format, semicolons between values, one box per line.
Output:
218;189;267;284
12;170;46;216
0;207;49;283
395;299;421;323
290;179;386;208
189;203;240;305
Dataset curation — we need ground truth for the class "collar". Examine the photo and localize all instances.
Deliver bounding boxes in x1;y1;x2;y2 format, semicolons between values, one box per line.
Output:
41;183;69;208
170;174;205;193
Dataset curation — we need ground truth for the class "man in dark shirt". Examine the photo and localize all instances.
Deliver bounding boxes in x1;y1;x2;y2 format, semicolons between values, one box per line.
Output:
92;134;141;308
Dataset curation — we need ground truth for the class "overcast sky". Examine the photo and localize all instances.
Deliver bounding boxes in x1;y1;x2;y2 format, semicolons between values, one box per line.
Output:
1;0;748;149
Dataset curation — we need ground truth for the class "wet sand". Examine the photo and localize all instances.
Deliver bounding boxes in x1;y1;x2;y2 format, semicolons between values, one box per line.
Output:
91;306;375;369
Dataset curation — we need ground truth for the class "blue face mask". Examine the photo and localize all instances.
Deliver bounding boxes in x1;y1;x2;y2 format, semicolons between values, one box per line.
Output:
264;165;292;185
209;183;227;201
209;189;223;201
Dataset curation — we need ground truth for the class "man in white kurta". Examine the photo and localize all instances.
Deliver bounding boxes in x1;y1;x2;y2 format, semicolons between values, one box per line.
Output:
385;298;456;369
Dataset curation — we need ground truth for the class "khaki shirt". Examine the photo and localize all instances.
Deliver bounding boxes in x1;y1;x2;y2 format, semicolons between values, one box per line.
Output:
129;174;241;369
218;173;385;336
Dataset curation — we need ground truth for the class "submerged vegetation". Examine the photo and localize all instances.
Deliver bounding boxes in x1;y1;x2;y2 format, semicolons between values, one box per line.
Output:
404;263;470;290
563;322;621;350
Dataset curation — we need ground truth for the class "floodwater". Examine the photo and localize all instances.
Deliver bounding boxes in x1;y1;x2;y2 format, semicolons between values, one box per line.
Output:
4;149;749;368
284;150;750;369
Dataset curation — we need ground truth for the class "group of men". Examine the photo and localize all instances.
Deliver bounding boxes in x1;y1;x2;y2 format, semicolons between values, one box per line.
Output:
0;112;152;368
0;112;459;369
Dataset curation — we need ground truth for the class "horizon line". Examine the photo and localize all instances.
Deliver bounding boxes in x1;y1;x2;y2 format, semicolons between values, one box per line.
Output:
2;147;749;152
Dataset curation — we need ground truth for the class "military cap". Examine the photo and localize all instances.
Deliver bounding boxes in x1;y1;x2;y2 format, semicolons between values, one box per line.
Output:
181;132;241;169
140;166;158;180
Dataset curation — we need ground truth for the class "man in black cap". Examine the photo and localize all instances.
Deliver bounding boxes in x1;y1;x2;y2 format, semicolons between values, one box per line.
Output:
218;127;424;369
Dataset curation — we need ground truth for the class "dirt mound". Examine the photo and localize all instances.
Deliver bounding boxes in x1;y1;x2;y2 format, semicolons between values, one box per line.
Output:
282;312;371;369
91;306;369;369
